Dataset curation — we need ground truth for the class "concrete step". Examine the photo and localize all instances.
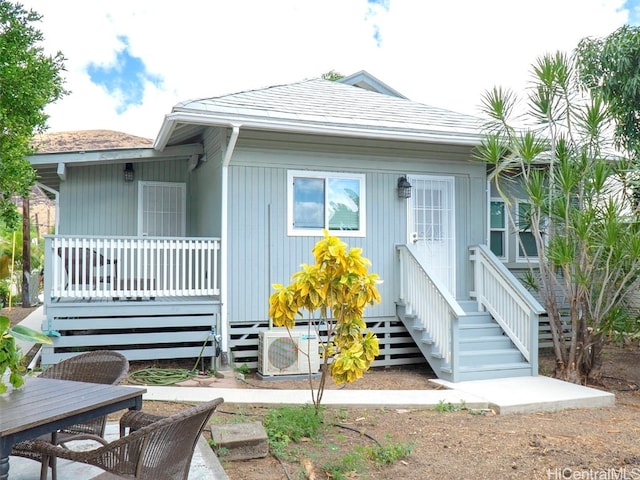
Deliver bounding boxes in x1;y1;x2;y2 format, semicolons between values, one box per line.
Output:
210;421;269;461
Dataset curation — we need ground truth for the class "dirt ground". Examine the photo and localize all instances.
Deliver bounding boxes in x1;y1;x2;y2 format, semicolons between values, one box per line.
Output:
5;306;640;479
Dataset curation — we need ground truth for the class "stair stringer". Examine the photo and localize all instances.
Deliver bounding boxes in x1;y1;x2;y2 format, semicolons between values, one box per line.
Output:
396;303;455;382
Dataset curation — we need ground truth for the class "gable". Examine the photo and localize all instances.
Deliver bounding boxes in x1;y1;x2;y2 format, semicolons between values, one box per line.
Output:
338;70;407;99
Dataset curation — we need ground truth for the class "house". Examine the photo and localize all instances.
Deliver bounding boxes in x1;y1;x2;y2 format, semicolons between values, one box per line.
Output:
29;71;544;382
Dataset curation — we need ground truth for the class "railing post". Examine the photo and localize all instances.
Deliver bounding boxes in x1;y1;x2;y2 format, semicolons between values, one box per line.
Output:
397;245;405;304
451;316;459;382
469;246;483;312
530;311;539;376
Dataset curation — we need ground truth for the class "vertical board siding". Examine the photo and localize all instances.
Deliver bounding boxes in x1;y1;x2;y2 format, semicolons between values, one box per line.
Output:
59;160;188;236
187;127;224;237
227;164;413;322
156;132;487;336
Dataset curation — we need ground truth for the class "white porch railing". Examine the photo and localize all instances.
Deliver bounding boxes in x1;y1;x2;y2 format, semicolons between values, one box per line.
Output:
397;244;465;371
45;235;220;300
469;244;545;364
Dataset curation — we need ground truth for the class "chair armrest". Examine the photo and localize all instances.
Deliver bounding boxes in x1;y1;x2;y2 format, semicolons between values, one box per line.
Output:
56;433;110;448
119;410;165;437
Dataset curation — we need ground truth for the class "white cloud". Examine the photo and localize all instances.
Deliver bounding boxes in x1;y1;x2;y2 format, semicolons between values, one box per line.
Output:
19;0;631;140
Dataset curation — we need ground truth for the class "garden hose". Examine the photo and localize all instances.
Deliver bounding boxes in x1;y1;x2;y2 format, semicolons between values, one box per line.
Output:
128;332;214;386
127;367;196;386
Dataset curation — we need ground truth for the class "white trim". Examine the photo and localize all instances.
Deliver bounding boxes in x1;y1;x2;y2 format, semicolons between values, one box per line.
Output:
153;111;483;151
287;170;366;237
515;200;539;262
489;197;508;260
220;126;240;358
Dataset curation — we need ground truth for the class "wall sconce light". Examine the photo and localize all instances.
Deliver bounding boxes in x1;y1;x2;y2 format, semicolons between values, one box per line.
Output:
397;176;412;199
123;163;135;182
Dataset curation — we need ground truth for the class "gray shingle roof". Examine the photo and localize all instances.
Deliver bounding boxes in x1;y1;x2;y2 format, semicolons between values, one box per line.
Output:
170;78;485;145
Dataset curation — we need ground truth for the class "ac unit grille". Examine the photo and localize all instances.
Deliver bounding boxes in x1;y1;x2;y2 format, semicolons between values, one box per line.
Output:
267;337;298;370
258;329;320;376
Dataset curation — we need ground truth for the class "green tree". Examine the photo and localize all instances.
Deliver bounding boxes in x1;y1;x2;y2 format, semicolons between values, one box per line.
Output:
476;52;640;384
0;1;66;229
321;70;344;81
575;26;640;206
269;231;381;411
576;26;640;158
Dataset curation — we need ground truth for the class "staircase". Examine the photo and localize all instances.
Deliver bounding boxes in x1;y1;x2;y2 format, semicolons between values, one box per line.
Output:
398;302;533;382
397;302;537;382
396;244;544;383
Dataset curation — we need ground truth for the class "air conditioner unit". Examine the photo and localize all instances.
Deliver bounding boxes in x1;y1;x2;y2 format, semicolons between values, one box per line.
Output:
258;328;320;376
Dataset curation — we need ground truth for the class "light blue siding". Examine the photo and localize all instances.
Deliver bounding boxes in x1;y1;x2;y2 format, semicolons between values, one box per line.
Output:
59;160;189;236
187;128;224;237
220;130;487;323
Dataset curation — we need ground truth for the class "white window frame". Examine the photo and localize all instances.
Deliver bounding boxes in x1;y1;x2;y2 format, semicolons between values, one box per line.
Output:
137;181;187;237
489;198;507;260
515;200;539;262
287;170;366;237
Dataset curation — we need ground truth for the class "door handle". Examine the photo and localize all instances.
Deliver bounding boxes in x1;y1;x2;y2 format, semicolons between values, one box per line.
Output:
411;232;419;244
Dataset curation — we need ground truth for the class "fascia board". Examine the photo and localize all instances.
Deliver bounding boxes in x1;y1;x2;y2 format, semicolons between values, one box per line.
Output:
154;111;484;151
29;143;203;166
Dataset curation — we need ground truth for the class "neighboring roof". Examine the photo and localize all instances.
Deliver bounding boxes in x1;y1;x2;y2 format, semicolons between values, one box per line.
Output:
155;74;485;149
32;129;153;154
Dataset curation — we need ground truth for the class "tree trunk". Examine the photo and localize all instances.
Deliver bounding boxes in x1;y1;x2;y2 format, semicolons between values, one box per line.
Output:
585;334;605;385
21;196;31;308
554;361;583;384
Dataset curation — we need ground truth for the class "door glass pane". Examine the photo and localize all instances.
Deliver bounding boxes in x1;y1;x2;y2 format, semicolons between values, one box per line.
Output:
293;177;325;229
328;178;360;231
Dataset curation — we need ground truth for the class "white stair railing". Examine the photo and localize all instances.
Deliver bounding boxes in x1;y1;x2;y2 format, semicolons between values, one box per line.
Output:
397;244;464;371
469;244;545;364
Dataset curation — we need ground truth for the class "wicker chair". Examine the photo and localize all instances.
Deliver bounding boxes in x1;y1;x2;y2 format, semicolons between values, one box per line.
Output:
26;397;224;480
11;351;129;480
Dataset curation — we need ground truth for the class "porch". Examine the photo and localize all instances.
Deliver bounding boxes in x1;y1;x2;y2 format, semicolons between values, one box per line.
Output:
41;235;222;366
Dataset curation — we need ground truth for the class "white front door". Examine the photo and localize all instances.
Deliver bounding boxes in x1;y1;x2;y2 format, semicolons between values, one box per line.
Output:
407;175;456;295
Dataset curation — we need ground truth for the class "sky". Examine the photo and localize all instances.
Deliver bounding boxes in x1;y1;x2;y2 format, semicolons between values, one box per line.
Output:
17;0;640;141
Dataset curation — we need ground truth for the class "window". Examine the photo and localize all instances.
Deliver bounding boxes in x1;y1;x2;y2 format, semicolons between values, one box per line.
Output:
489;199;506;258
288;171;366;237
138;181;186;237
516;201;538;259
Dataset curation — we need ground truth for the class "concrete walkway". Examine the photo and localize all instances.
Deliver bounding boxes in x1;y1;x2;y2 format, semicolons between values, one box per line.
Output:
144;375;614;414
6;307;616;479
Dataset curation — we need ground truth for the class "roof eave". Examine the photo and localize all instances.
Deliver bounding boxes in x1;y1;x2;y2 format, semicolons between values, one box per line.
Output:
154;111;484;150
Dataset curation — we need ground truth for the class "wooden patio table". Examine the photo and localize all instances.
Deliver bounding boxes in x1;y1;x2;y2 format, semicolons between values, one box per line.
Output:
0;376;146;479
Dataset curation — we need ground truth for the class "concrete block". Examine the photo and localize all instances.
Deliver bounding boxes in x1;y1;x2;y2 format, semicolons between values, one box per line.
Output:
210;421;269;461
